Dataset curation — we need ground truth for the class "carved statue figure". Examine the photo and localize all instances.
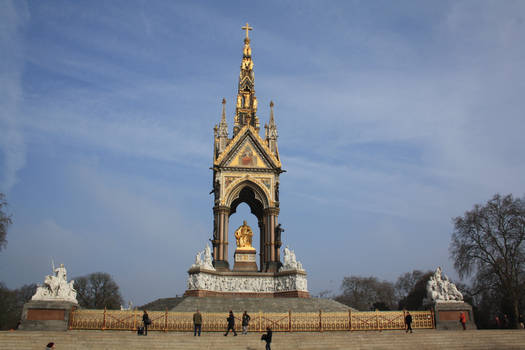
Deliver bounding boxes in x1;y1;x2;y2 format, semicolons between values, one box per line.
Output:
209;180;220;199
31;263;78;303
275;182;279;202
234;221;255;250
426;267;463;303
275;223;284;243
280;246;304;272
203;244;213;269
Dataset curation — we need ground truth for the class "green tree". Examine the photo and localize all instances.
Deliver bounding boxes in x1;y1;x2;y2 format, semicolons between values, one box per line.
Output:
335;276;396;311
74;272;123;309
450;194;525;329
0;193;12;251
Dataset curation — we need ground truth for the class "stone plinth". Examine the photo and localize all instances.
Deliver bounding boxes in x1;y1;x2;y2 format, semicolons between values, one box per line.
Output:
233;249;257;271
19;300;78;331
433;302;476;330
184;267;309;298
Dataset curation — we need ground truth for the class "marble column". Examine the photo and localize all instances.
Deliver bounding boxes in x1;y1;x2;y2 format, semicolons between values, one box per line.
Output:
213;205;230;270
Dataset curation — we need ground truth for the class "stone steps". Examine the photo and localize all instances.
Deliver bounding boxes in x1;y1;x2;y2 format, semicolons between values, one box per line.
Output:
2;330;525;349
172;296;353;312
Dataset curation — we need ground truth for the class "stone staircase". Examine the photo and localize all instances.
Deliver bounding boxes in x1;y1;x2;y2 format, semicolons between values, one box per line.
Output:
2;329;525;349
172;296;353;312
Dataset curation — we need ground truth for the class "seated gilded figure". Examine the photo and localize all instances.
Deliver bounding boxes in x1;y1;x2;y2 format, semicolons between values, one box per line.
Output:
235;220;255;250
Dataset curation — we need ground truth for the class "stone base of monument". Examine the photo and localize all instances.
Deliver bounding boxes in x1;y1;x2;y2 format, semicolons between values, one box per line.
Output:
233;249;257;272
19;300;78;331
184;267;309;298
433;302;476;330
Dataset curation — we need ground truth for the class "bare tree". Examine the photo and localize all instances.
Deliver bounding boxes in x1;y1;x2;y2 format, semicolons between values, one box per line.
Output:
335;276;396;311
0;193;12;251
450;194;525;328
394;270;428;301
397;271;433;310
74;272;123;309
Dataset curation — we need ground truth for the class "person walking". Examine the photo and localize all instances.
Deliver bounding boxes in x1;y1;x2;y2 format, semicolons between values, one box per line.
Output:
242;310;251;335
459;312;466;330
142;310;150;336
261;327;272;350
405;311;413;333
224;310;237;336
193;309;202;336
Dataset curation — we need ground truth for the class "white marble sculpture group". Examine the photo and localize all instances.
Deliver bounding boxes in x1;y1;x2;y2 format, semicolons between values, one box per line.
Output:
426;267;463;303
31;263;78;304
279;246;304;272
191;244;215;271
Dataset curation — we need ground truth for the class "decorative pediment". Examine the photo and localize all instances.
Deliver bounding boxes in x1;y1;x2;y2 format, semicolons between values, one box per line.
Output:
215;125;281;169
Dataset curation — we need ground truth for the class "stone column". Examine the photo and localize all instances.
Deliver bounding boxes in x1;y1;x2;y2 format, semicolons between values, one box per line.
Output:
212;211;219;263
264;207;280;272
258;220;265;271
213;205;230;270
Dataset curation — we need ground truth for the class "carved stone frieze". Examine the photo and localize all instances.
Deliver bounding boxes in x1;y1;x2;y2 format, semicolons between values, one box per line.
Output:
187;270;308;293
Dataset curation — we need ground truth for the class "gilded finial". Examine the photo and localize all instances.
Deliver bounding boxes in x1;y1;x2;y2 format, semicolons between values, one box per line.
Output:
270;101;274;108
242;22;253;39
221;98;227;123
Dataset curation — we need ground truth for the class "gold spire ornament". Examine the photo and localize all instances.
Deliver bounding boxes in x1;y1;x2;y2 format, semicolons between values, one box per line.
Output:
242;22;253;39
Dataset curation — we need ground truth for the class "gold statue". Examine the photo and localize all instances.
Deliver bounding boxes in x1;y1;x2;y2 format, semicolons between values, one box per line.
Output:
234;220;255;250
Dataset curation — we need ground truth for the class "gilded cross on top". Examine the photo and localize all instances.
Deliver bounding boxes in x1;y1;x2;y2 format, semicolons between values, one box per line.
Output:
242;22;253;39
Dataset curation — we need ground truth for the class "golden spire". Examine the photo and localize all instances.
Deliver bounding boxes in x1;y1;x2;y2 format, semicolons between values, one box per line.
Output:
233;22;259;135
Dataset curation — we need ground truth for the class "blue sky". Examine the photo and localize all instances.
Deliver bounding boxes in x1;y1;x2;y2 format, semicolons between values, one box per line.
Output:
1;0;524;306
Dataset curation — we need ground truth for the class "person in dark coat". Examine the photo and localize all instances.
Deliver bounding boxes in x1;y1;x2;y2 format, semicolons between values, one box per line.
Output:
261;327;272;350
224;310;237;336
193;309;202;336
242;311;251;335
142;310;150;336
405;311;413;333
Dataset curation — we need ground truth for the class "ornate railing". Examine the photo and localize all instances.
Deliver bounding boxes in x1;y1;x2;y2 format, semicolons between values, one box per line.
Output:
69;308;434;332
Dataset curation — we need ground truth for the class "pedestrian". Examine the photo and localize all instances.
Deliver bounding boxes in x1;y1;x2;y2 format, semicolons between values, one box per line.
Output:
503;314;510;329
224;310;237;336
45;342;55;349
495;315;501;329
142;310;151;336
193;309;202;336
261;326;272;350
242;310;251;335
405;311;413;333
459;312;466;330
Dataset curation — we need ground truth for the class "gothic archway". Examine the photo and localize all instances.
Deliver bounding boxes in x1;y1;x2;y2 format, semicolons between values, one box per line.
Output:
213;179;280;271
